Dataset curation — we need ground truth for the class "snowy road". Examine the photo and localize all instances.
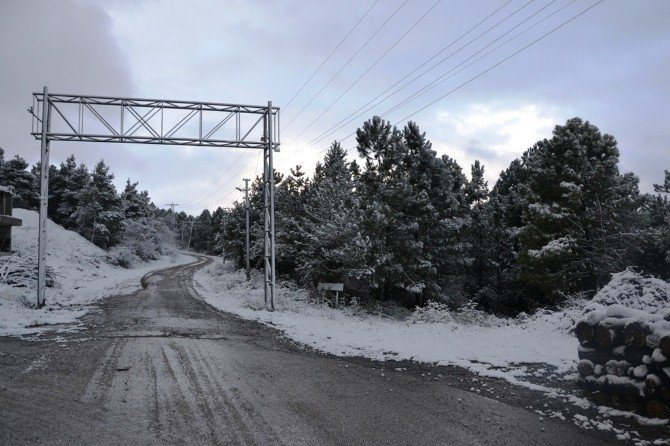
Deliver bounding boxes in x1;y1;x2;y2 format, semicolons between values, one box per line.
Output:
0;255;619;445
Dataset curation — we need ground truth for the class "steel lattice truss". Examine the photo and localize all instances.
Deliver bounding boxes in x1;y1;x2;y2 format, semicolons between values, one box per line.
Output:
30;93;280;149
30;88;279;310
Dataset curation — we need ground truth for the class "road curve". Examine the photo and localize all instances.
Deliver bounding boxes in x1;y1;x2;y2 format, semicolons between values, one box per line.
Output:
0;254;618;445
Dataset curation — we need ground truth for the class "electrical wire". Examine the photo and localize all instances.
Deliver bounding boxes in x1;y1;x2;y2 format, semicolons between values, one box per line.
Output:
286;0;444;145
304;0;604;159
381;0;562;117
282;0;410;130
275;0;522;168
283;0;380;111
391;0;604;125
300;0;536;150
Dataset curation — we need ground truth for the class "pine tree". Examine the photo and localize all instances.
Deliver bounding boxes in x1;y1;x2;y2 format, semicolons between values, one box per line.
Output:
636;170;670;278
276;165;308;274
210;206;226;255
121;179;154;220
73;160;123;248
295;143;369;289
475;159;530;313
57;156;91;229
519;118;641;304
352;118;470;303
654;170;670;194
191;209;214;253
0;154;38;209
465;160;488;206
464;161;490;295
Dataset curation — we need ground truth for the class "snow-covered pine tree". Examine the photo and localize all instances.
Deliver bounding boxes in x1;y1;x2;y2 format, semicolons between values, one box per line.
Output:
57;156;91;230
654;170;670;194
121;179;154;220
353;117;470;304
465;160;488;206
464;160;490;295
296;142;370;290
73;160;124;248
475;159;530;313
0;154;38;209
519;118;642;305
210;206;226;255
636;170;670;278
276;164;308;275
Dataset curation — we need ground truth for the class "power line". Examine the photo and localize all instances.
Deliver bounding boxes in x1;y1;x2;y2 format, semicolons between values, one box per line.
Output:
282;0;410;130
287;0;444;145
391;0;604;125
382;0;561;117
306;0;603;159
300;0;533;150
300;0;534;152
283;0;380;111
275;0;520;167
296;0;571;155
182;174;246;209
178;151;253;207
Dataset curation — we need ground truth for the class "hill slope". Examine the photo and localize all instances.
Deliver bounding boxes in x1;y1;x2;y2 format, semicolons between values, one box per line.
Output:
0;209;193;336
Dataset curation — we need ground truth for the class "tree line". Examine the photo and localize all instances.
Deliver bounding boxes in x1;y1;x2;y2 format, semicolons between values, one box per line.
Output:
186;116;669;314
0;150;177;266
3;115;667;314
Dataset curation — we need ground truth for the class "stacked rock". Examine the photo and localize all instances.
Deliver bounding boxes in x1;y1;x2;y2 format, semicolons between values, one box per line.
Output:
574;305;670;419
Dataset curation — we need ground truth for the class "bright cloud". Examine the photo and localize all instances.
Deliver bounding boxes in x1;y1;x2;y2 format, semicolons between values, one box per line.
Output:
431;102;565;183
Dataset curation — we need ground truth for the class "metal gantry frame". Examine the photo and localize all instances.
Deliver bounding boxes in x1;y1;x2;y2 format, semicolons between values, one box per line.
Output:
29;87;280;309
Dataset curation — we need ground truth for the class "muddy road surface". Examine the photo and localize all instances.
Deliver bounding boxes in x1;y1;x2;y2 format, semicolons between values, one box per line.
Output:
0;255;624;445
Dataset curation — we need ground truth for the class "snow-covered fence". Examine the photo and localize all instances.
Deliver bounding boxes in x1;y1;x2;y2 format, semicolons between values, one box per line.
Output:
575;305;670;419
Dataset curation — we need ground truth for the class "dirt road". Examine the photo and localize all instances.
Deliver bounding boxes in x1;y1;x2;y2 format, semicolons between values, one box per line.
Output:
0;255;623;445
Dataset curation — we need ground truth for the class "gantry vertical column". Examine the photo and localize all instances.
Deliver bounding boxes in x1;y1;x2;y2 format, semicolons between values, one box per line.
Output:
37;86;51;308
263;101;276;310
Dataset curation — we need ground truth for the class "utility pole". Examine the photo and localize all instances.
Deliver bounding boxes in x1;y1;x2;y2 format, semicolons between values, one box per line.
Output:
236;178;251;281
187;220;194;251
165;203;179;233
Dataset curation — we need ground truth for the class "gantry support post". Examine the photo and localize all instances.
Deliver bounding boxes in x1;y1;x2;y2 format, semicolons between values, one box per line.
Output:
263;101;276;310
37;86;51;308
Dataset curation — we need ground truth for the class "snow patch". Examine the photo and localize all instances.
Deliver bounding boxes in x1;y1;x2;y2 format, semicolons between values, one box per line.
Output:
0;209;194;336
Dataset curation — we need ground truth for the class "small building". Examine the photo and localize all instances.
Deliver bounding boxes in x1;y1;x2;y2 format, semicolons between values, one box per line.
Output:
0;186;22;255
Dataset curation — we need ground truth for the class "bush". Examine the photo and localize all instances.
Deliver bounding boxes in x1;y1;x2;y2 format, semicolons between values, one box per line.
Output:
107;245;140;268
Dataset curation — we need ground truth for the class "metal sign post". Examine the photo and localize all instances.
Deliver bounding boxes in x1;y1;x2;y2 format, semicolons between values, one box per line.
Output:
29;89;280;309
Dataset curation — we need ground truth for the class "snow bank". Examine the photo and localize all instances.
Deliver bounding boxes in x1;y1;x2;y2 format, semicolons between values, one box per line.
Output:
194;259;579;381
590;270;670;314
193;260;670;434
0;209;194;336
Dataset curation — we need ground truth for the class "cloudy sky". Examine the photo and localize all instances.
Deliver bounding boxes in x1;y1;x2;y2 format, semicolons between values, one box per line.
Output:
1;0;668;213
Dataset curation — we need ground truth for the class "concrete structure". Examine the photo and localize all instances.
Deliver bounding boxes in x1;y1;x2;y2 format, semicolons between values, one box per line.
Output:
0;186;22;255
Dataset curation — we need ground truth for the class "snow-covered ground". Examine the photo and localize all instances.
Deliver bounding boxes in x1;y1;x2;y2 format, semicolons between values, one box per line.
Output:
194;258;580;384
0;209;194;337
194;259;670;442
